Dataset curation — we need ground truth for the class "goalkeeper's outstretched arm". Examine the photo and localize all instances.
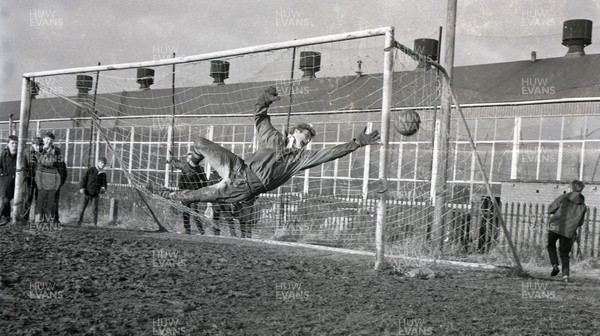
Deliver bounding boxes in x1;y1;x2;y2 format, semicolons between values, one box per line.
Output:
254;87;285;149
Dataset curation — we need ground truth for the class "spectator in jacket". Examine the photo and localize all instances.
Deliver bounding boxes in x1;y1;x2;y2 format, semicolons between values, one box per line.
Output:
0;135;24;225
24;137;43;222
172;152;209;235
171;152;238;236
76;157;108;226
53;160;68;223
148;87;380;207
547;180;587;282
34;132;61;224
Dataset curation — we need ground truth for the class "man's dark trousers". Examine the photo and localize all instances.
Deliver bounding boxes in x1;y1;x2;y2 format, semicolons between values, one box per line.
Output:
547;231;574;276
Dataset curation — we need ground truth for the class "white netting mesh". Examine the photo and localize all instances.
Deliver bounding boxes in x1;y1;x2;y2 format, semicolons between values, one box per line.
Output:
22;32;516;266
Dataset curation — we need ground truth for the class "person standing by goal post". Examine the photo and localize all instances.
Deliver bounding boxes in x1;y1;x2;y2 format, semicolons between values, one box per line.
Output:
34;132;62;224
547;180;587;283
0;135;26;225
75;157;108;226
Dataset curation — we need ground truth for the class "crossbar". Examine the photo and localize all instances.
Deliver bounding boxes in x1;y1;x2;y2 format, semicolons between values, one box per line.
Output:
23;27;392;78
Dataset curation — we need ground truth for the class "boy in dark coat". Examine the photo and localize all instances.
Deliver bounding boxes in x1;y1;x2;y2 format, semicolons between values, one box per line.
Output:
76;157;107;226
547;180;587;282
0;135;25;225
172;152;210;234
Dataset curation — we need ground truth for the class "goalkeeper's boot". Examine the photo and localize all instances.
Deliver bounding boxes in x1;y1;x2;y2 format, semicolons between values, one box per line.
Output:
550;265;560;277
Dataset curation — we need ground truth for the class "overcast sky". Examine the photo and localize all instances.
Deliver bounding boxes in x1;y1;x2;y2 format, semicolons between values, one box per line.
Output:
1;0;599;101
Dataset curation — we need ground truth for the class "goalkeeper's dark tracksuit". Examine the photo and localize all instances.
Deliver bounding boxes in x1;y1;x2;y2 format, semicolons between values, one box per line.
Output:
166;99;365;205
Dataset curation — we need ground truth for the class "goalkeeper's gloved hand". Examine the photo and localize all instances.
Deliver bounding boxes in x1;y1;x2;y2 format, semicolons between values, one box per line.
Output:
354;127;380;146
256;86;281;106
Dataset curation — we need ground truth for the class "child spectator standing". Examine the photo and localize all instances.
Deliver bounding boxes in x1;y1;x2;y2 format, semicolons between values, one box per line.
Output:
0;135;25;225
34;132;61;224
76;157;107;226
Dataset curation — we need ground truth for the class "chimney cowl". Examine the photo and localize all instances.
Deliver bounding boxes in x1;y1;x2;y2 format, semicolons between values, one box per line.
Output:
76;75;94;94
562;19;593;57
136;68;155;90
413;38;439;70
299;51;321;79
531;51;537;62
210;60;230;85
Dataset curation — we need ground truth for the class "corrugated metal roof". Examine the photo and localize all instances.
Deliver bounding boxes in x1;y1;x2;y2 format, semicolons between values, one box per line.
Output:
453;53;600;103
2;53;599;121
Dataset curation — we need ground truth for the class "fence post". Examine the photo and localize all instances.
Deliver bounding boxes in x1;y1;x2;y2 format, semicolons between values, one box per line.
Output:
582;208;590;258
128;126;134;178
109;197;118;225
514;203;520;253
591;207;597;258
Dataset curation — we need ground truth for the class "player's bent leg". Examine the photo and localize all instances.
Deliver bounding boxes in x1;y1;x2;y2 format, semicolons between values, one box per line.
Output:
191;137;244;180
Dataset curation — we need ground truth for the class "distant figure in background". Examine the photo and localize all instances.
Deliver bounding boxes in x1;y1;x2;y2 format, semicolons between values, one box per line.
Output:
34;132;62;224
170;153;253;237
0;135;25;225
53;159;68;224
547;180;587;283
172;152;210;235
24;137;43;222
76;157;108;226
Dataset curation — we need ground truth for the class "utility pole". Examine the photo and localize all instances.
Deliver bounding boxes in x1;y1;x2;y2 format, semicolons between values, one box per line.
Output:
431;0;457;251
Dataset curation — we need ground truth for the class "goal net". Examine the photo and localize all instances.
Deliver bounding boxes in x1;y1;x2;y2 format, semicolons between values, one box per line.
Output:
16;27;519;269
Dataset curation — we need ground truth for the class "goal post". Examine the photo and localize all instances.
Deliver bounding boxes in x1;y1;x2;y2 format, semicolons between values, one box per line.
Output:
12;78;34;223
13;26;523;271
375;27;395;270
13;26;396;235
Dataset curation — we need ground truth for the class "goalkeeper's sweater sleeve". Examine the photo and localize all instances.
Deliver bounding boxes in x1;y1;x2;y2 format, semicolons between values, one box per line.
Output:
297;141;361;171
254;103;286;150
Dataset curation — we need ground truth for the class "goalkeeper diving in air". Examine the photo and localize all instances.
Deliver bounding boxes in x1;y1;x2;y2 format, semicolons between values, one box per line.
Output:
147;86;380;203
